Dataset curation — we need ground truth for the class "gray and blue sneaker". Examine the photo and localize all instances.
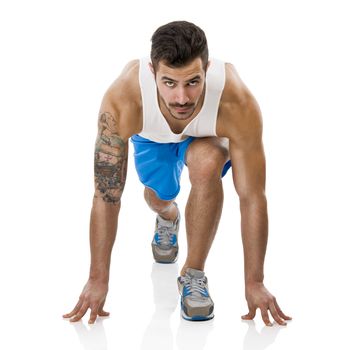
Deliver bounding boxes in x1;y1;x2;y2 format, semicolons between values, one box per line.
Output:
151;203;180;263
177;268;214;321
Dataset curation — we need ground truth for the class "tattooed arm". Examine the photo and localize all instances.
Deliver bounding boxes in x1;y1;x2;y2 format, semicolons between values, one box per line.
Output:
90;111;128;279
63;111;129;324
63;59;141;324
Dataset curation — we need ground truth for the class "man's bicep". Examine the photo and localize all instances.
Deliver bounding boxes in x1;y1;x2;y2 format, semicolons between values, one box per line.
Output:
94;111;128;205
229;140;266;200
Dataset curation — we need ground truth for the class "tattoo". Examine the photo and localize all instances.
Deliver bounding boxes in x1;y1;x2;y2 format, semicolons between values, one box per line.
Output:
94;112;127;205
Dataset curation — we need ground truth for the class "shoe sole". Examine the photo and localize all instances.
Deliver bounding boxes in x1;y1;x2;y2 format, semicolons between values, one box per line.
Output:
180;300;214;321
154;256;178;264
151;244;178;264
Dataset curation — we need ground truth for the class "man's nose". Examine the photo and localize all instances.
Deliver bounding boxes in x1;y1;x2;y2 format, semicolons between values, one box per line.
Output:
175;87;189;105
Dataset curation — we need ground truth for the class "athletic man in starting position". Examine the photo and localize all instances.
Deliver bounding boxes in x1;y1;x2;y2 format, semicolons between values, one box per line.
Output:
63;21;292;324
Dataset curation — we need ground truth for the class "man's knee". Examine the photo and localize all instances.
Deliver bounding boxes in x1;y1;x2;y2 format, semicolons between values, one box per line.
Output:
144;187;174;213
187;141;229;184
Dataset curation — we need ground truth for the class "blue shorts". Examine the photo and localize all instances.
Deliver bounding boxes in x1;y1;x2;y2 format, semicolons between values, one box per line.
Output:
130;134;232;200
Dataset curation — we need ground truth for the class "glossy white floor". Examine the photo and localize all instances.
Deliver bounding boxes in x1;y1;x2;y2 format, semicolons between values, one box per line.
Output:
1;1;350;349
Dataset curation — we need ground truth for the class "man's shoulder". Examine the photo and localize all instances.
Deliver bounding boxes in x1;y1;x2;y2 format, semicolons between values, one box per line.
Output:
217;63;262;140
221;62;250;104
99;59;143;137
105;59;141;104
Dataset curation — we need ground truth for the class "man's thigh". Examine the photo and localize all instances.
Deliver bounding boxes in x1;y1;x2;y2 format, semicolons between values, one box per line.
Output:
185;136;230;166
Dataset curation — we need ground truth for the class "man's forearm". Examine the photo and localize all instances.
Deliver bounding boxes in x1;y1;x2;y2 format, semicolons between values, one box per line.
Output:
240;194;268;285
88;197;121;283
88;111;128;283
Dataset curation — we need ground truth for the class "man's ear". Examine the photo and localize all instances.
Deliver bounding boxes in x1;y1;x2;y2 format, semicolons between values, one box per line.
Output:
206;60;211;72
148;63;155;76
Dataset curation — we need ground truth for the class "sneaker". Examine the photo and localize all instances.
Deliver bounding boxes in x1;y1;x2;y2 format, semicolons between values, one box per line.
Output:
151;202;180;263
177;268;214;321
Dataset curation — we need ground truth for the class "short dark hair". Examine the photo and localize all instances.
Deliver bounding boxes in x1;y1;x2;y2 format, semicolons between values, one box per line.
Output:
150;21;209;70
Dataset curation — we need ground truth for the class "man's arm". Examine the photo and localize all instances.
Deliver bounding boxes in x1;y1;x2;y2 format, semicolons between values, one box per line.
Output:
89;111;128;282
63;60;140;324
227;91;292;326
63;107;129;324
229;96;267;285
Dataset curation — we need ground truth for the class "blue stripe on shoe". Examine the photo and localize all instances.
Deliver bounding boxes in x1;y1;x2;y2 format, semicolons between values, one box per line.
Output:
171;235;177;245
183;286;191;297
154;231;177;246
154;232;160;244
201;289;209;297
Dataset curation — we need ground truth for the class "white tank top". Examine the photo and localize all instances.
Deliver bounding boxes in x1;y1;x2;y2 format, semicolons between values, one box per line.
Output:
138;56;225;143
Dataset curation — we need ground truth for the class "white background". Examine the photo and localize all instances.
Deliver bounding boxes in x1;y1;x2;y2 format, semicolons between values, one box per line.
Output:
1;0;350;349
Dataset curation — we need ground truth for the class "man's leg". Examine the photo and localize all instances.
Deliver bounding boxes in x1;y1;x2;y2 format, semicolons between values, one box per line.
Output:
180;137;230;276
144;187;178;222
144;188;180;263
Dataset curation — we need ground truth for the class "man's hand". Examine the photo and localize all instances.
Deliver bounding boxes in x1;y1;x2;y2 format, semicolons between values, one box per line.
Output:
63;279;110;324
242;281;292;326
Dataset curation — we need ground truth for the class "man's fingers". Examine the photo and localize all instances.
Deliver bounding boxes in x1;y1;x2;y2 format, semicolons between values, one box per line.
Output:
241;307;256;320
269;302;287;326
63;299;83;318
98;300;110;317
260;308;273;327
88;305;99;324
98;310;110;317
69;303;89;322
63;299;110;323
89;302;110;324
275;300;292;320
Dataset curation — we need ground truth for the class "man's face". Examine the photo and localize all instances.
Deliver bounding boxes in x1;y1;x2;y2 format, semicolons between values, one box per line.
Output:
150;57;207;121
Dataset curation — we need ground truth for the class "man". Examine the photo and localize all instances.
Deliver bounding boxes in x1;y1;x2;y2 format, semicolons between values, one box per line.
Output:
63;21;292;324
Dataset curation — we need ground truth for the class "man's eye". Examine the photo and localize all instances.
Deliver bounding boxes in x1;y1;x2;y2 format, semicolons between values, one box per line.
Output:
165;81;175;87
188;81;199;86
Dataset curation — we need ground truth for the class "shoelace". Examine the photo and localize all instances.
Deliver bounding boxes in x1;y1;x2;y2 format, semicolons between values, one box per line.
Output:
157;225;175;246
182;276;207;297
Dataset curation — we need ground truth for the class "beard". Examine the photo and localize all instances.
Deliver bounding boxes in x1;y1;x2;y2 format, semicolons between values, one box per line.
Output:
167;102;196;120
158;94;198;121
157;85;205;121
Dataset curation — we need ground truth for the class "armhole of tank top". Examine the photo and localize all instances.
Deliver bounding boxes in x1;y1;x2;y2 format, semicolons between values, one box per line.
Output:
138;57;146;135
213;59;226;137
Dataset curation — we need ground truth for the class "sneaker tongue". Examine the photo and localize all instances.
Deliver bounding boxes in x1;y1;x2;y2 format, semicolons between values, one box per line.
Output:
186;268;205;279
157;215;175;228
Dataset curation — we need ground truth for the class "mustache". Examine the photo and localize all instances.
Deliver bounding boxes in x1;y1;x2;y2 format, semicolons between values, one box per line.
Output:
169;103;195;108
